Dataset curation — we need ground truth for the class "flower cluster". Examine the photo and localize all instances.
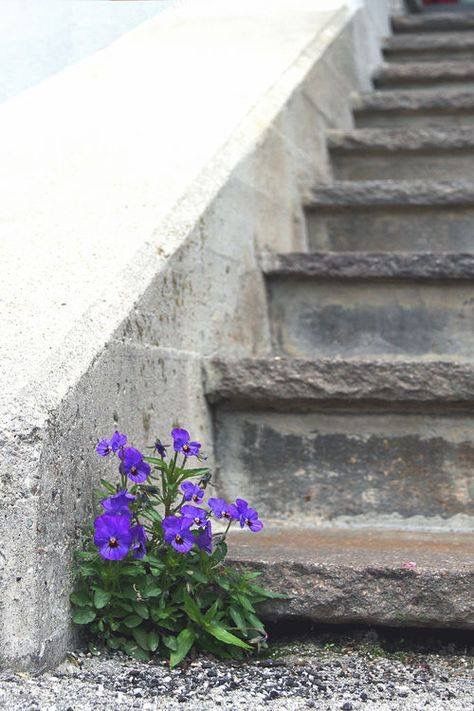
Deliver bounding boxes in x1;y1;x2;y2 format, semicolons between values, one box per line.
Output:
72;425;273;668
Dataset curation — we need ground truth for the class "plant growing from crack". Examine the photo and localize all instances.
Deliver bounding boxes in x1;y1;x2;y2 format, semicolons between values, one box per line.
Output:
71;428;280;666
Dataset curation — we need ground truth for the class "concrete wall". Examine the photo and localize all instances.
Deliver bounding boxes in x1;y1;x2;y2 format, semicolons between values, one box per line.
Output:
0;0;391;670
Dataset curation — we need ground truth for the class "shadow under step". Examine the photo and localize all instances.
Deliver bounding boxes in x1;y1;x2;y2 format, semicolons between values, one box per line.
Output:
228;527;474;629
328;127;474;180
383;32;474;63
354;89;474;127
392;12;474;34
374;61;474;90
306;179;474;252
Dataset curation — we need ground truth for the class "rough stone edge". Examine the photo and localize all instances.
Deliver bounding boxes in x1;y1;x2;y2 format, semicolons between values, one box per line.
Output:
383;32;474;51
353;89;474;113
327;126;474;152
261;252;474;280
203;357;474;407
392;13;474;33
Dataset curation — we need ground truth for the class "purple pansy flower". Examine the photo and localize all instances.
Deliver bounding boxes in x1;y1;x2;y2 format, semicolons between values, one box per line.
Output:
154;439;168;458
208;497;239;522
96;438;113;457
235;499;264;532
196;520;213;554
181;504;208;528
101;489;135;516
110;430;127;453
131;524;147;559
180;481;205;503
93;514;132;560
162;516;195;554
119;447;151;484
171;428;202;457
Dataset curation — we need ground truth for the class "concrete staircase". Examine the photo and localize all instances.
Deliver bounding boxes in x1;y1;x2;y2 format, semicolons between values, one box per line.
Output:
205;9;474;629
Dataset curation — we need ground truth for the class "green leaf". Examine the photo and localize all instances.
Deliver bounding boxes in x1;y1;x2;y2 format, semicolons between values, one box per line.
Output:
94;589;111;609
78;565;97;577
133;627;151;651
183;593;203;624
123;614;143;628
133;603;149;620
148;630;160;653
170;628;196;668
140;508;163;524
72;609;96;625
143;583;162;598
179;467;209;477
203;600;220;624
210;542;227;565
229;607;247;634
143;456;168;471
249;584;287;599
205;624;251;650
245;612;265;633
235;594;255;613
120;565;144;577
70;591;92;607
162;635;178;651
100;479;117;493
185;569;208;584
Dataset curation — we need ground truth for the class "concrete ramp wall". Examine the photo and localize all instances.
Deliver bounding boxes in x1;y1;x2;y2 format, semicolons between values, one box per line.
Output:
0;0;391;670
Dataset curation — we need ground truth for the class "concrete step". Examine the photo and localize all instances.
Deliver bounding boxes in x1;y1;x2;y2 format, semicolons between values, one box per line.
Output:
392;12;474;34
206;357;474;521
263;252;474;358
374;61;474;90
228;527;474;629
328;127;474;180
354;89;474;127
306;179;474;252
383;32;474;63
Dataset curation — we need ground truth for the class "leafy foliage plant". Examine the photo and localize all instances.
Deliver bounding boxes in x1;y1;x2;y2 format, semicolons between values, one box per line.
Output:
71;428;280;666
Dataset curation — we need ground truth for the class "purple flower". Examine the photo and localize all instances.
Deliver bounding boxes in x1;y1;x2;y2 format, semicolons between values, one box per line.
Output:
180;481;205;504
119;447;151;484
181;504;208;528
93;514;132;560
162;516;195;554
131;524;147;559
154;439;168;457
110;430;127;453
171;428;202;457
101;489;135;516
196;520;213;554
96;438;112;457
208;498;238;522
235;498;264;533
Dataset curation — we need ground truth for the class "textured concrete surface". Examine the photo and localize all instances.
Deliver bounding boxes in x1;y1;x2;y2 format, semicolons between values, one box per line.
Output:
354;89;474;127
205;357;474;408
383;31;474;63
0;0;392;671
328;126;474;152
374;60;474;89
263;251;474;279
214;409;474;519
228;527;474;628
268;279;474;358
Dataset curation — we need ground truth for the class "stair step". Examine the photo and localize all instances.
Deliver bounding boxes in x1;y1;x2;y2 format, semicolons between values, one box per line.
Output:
374;61;474;90
228;527;474;628
262;251;474;281
328;127;474;180
383;32;474;63
306;180;474;252
354;89;474;127
392;12;474;34
204;357;474;408
265;257;474;359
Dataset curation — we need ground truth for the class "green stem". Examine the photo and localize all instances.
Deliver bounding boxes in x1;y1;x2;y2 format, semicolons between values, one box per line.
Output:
221;519;233;542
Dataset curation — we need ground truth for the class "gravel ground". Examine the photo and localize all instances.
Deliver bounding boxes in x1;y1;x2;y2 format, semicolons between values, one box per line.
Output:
0;627;472;711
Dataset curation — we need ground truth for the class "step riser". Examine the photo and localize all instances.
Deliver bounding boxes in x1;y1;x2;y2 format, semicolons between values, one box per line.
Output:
268;278;474;358
355;110;474;128
307;207;474;252
331;152;474;181
215;409;474;520
392;15;474;34
375;79;474;90
384;50;474;63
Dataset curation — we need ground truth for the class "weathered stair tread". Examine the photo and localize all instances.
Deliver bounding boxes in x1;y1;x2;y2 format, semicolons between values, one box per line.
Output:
308;180;474;208
392;13;474;34
374;61;474;87
327;127;474;153
261;252;474;280
383;32;474;53
204;357;474;407
354;89;474;113
228;527;474;628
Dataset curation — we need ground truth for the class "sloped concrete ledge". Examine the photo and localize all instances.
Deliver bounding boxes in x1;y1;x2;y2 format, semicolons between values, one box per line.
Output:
204;357;474;408
262;252;474;280
228;528;474;628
